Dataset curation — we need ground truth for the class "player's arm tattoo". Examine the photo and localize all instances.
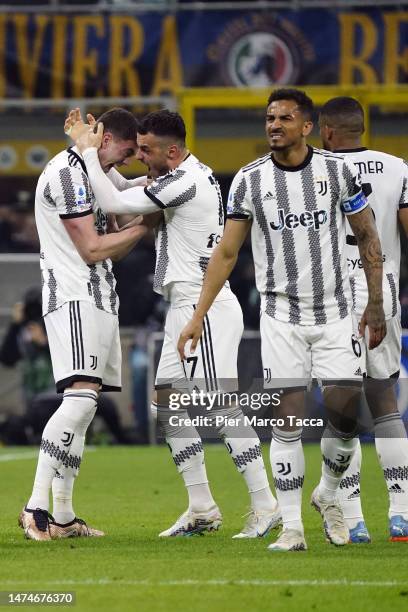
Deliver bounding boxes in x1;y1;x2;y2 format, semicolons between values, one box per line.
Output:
348;206;383;303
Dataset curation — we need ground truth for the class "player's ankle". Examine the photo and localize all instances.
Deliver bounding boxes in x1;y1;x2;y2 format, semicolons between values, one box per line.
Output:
283;519;304;534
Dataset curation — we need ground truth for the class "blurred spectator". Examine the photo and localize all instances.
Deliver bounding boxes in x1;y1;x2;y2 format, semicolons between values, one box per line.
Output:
0;287;132;445
0;191;39;253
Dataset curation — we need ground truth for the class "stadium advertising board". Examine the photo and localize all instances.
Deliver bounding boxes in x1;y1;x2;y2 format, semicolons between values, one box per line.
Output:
0;8;406;99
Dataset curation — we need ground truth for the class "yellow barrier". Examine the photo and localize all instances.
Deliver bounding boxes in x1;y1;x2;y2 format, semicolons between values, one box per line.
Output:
178;86;408;171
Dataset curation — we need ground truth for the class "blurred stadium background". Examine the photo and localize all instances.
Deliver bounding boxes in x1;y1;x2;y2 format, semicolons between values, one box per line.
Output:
0;0;408;445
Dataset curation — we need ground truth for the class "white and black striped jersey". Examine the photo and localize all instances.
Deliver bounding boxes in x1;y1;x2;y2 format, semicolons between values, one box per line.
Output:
339;148;408;320
80;149;233;305
227;146;368;325
145;154;231;302
35;146;119;317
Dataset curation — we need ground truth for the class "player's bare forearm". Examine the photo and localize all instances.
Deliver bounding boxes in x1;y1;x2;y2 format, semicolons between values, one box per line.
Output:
398;208;408;239
94;225;149;263
63;214;148;265
194;219;251;319
177;219;250;360
194;247;238;320
348;206;386;348
348;206;383;305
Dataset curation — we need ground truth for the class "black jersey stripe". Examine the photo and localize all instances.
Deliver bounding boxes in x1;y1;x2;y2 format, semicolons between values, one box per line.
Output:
300;163;326;325
386;273;398;317
272;165;301;324
143;187;166;209
350;277;357;311
67;147;88;175
59;209;93;219
250;168;277;318
325;159;349;319
242;155;270;173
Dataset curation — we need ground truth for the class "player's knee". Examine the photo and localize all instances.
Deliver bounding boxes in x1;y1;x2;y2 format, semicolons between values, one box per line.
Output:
58;388;98;431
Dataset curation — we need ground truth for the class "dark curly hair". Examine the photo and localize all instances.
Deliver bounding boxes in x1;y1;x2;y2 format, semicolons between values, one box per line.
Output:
138;110;186;144
267;88;314;121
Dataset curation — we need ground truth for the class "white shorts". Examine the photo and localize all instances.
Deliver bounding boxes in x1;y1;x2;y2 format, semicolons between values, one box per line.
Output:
260;313;363;389
155;297;243;393
45;300;121;393
352;312;401;379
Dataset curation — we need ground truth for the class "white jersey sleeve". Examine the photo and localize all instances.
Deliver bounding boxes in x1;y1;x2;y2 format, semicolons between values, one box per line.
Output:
144;167;197;210
52;163;94;219
340;158;368;216
107;167;148;191
226;168;253;220
82;148;160;215
399;160;408;209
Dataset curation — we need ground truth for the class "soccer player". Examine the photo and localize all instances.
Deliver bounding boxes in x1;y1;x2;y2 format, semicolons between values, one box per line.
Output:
20;108;149;541
69;109;281;538
319;96;408;542
178;88;386;551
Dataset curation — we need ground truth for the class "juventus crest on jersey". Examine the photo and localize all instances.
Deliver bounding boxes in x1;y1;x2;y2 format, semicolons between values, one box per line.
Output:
340;148;408;320
35;147;119;317
227;146;367;325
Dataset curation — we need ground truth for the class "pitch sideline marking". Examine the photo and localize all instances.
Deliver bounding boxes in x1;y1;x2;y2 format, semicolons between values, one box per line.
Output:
1;579;408;588
0;452;39;462
0;448;96;462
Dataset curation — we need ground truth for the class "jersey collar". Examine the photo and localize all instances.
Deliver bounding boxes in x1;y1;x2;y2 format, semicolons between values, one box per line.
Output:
67;146;88;175
270;144;313;172
333;147;367;153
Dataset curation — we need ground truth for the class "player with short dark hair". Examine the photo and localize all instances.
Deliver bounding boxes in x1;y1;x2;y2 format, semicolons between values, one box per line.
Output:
178;88;386;552
267;88;314;121
138;109;186;143
19;108;148;541
68;108;281;539
320;96;408;543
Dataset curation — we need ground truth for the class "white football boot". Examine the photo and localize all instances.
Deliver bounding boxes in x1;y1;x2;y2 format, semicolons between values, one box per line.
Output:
159;505;222;537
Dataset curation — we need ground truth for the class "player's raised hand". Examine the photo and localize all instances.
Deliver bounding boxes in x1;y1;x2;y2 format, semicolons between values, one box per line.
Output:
359;302;386;349
86;113;96;127
64;107;88;141
177;317;203;361
75;121;104;153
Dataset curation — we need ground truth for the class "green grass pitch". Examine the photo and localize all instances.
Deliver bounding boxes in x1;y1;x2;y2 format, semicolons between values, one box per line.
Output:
1;443;408;611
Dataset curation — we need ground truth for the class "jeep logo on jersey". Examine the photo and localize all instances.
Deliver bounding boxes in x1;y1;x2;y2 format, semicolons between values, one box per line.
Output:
270;208;328;231
207;233;221;248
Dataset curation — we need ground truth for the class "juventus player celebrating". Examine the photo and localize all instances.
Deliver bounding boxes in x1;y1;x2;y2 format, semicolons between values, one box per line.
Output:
319;96;408;543
20;108;149;540
178;89;386;552
70;109;281;539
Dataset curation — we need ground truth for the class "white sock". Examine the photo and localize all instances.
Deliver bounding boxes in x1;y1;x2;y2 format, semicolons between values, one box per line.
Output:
27;389;97;513
270;428;304;532
154;403;216;513
375;413;408;518
337;440;364;528
216;406;277;512
52;390;97;523
318;423;358;503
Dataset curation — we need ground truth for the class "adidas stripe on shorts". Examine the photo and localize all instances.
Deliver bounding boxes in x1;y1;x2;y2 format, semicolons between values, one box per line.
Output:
155;297;243;393
44;300;121;393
